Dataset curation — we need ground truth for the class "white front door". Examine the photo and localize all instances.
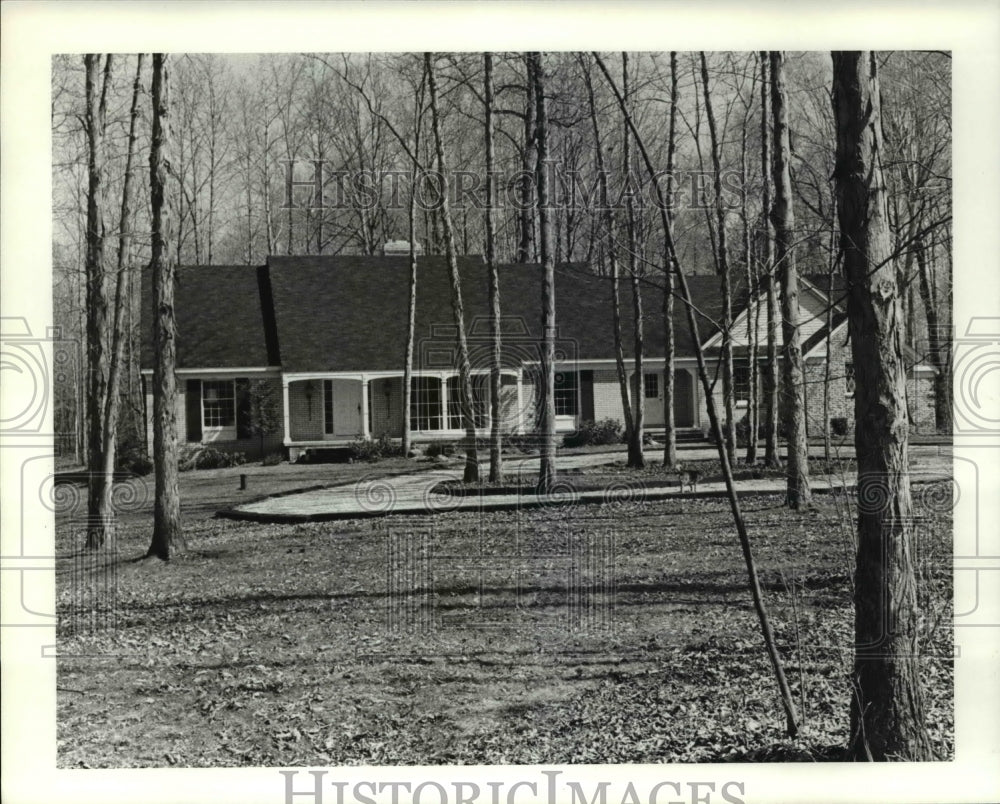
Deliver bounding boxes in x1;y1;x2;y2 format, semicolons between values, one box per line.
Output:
331;379;363;437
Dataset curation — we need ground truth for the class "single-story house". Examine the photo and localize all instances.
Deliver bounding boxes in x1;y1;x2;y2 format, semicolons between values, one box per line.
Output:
140;253;938;460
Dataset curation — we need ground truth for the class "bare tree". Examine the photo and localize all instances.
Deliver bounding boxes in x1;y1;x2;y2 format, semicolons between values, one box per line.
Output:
770;51;811;508
533;52;557;492
700;52;737;465
581;56;635;454
622;52;646;469
402;63;428;460
485;53;504;482
832;49;932;762
426;52;480;483
759;52;781;469
661;51;679;469
148;53;184;560
735;54;760;466
594;51;799;737
516;55;537;264
95;55;144;548
83;54;112;549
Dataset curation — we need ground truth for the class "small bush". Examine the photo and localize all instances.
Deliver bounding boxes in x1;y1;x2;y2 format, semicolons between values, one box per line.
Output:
424;441;456;459
349;433;404;462
116;446;153;477
830;417;850;437
178;445;247;471
262;451;283;467
734;414;767;448
563;418;623;448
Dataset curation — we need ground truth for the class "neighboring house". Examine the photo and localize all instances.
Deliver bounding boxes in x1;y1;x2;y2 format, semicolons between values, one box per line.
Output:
140;253;938;460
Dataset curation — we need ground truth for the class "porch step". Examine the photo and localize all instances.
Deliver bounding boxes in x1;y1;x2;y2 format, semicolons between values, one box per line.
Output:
295;446;354;464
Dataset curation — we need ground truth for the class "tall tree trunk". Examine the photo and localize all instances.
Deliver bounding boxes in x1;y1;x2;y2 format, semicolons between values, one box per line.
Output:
832;49;932;762
594;52;799;737
263;119;275;255
582;58;634;442
742;91;760;465
84;54;112;550
700;52;736;466
485;53;504;482
770;51;811;508
426;53;479;483
760;52;781;469
533;52;557;492
662;51;679;468
401;63;427;460
245;148;254;264
823;219;837;462
97;55;144;549
148;53;184;560
915;234;952;432
516;55;537;264
623;53;646;469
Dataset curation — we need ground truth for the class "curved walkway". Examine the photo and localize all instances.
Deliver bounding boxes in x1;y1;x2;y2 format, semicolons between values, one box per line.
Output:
218;444;952;523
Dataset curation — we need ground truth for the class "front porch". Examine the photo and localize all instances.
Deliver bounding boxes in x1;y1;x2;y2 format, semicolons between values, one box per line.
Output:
281;363;709;462
282;370;530;461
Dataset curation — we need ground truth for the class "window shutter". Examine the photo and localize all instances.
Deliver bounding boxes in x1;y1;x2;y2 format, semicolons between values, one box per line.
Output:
185;379;202;442
235;378;252;439
579;370;595;421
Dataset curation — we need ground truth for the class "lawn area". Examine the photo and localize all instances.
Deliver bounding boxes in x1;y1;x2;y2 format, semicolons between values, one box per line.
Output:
55;475;954;767
55;456;431;529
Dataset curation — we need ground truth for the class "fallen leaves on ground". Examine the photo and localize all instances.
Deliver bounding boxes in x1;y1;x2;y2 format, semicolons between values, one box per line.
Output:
56;486;953;767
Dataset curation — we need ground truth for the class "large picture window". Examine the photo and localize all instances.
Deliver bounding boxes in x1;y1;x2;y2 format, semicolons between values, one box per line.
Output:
554;370;578;417
202;380;235;428
447;375;489;430
410;376;443;431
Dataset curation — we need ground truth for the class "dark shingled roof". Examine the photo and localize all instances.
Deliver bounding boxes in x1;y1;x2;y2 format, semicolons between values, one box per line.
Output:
140;265;277;370
266;255;746;372
143;255;826;373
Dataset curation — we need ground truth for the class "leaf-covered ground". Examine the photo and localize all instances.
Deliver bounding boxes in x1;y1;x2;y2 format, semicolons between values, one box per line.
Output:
56;473;953;767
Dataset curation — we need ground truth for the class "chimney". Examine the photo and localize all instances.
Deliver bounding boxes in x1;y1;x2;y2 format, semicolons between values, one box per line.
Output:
382;240;423;256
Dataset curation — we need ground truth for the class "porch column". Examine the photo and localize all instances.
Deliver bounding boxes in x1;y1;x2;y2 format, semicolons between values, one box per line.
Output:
516;370;524;435
360;375;370;437
440;374;448;430
282;377;292;445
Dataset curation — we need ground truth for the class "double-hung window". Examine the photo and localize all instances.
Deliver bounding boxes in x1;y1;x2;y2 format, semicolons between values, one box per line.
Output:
554;370;579;417
202;380;236;428
733;360;751;404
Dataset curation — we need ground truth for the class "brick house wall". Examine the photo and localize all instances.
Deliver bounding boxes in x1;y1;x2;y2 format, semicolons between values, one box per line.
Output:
370;377;404;438
287;380;322;442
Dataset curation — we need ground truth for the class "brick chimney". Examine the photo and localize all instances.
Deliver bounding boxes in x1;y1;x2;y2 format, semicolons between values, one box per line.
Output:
382;240;423;256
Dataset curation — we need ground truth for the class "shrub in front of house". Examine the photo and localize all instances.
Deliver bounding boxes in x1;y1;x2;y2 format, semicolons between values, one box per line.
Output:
424;441;456;459
179;445;247;471
116;443;153;476
563;418;623;448
262;451;283;467
349;433;404;462
734;414;767;448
